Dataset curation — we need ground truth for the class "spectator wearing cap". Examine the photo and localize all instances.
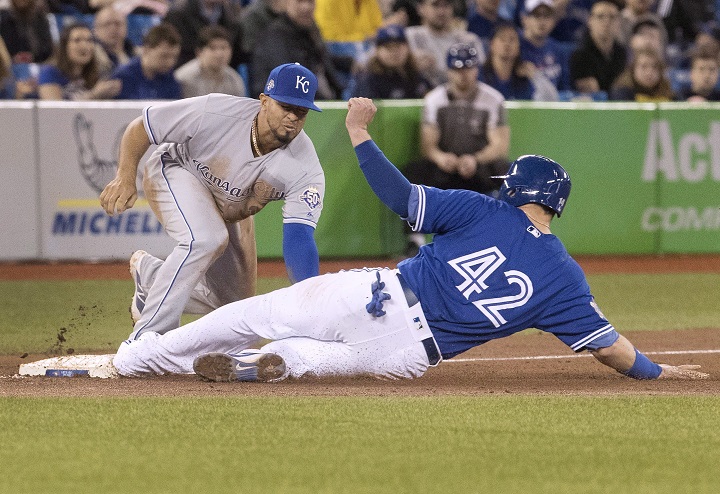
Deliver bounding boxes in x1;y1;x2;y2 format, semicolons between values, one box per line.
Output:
674;46;720;101
405;0;486;87
401;41;510;254
480;20;559;100
515;0;594;45
350;24;431;98
519;0;571;90
569;0;626;94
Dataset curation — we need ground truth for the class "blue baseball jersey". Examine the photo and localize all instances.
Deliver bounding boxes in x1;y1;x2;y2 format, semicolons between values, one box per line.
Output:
398;185;618;359
520;37;571;91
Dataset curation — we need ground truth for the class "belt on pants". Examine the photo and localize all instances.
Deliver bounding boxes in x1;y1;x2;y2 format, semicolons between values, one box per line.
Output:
396;272;441;366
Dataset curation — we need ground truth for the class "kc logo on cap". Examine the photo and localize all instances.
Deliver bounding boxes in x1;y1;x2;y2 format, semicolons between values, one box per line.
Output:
264;63;322;112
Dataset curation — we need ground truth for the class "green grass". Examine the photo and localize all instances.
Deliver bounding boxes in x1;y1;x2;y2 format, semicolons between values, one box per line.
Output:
0;273;717;354
1;396;719;494
2;273;719;494
0;277;290;354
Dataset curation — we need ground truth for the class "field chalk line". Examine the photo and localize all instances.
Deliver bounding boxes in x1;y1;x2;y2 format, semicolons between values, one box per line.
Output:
446;349;720;363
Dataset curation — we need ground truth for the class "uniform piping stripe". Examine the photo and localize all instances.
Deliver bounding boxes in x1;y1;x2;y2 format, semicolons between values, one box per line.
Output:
284;217;317;227
133;155;194;339
143;106;158;145
570;324;615;351
414;185;426;232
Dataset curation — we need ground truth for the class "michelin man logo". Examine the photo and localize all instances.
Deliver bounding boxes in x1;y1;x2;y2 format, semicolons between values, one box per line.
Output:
266;79;275;92
300;186;321;209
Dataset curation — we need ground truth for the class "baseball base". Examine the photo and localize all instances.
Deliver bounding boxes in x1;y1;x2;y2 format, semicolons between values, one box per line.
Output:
18;354;118;379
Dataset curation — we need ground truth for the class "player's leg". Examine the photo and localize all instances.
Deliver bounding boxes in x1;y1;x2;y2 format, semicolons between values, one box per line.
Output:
115;269;436;378
131;156;229;338
184;217;257;314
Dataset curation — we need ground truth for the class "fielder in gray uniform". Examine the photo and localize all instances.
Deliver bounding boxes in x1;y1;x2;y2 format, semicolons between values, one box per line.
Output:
99;63;325;339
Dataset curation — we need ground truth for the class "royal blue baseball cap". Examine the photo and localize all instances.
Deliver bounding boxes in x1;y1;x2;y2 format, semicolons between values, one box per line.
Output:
264;62;322;112
375;24;406;45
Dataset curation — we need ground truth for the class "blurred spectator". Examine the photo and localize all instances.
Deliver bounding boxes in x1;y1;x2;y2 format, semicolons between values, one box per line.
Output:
38;22;122;99
251;0;343;99
627;17;668;59
674;46;720;101
0;34;15;97
240;0;285;56
111;22;181;99
569;0;626;94
112;0;170;17
175;25;246;98
384;0;422;27
467;0;503;47
350;24;431;98
405;0;485;87
315;0;382;53
516;0;593;44
480;20;559;100
385;0;465;27
609;47;673;101
656;0;714;47
93;6;135;74
619;0;668;46
164;0;246;69
519;0;571;90
45;0;90;15
402;42;509;253
0;0;53;63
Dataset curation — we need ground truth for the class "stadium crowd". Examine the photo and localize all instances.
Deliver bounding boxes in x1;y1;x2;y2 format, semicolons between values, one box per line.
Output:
0;0;718;102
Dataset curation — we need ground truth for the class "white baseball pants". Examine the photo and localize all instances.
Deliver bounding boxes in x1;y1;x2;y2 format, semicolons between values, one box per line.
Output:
131;151;256;338
114;268;440;380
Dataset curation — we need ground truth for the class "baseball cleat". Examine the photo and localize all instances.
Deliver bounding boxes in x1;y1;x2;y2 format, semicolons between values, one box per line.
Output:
193;351;286;382
129;250;148;325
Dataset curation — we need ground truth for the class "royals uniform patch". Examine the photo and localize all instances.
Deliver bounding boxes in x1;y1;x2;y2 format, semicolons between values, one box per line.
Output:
300;186;321;209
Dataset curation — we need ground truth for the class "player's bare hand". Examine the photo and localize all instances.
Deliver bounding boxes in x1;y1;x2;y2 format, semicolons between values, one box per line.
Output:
346;98;377;146
99;176;138;215
658;364;709;380
346;98;377;128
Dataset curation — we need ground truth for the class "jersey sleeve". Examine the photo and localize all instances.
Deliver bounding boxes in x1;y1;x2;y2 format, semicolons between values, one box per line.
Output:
281;139;325;228
536;268;620;352
408;185;493;234
142;95;209;145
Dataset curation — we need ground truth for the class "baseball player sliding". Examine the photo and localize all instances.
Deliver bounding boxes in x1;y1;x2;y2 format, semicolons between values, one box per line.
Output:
112;98;709;383
99;63;325;340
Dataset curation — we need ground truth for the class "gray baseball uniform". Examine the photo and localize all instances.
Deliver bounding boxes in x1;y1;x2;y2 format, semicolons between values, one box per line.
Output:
131;93;325;338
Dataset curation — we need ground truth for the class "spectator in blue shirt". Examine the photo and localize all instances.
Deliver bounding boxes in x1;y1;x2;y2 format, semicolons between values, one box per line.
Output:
112;23;182;100
519;0;571;90
479;20;559;100
38;22;122;100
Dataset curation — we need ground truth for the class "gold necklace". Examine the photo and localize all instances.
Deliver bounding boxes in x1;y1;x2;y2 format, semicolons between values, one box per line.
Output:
251;115;262;157
525;212;551;229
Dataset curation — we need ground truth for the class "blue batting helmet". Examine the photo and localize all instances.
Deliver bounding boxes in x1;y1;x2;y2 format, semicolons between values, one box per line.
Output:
494;155;571;217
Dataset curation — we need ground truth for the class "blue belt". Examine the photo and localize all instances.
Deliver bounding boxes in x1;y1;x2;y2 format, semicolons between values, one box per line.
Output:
396;272;441;366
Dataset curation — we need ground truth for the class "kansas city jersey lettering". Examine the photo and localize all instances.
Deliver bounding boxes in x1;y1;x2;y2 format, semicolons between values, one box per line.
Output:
448;247;534;328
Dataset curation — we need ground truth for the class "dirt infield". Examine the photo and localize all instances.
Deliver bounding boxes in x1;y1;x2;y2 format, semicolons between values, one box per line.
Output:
1;256;719;397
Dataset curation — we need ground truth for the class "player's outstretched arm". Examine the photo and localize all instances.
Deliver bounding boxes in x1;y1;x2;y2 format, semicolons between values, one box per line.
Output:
99;116;150;215
345;98;412;217
590;334;709;380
